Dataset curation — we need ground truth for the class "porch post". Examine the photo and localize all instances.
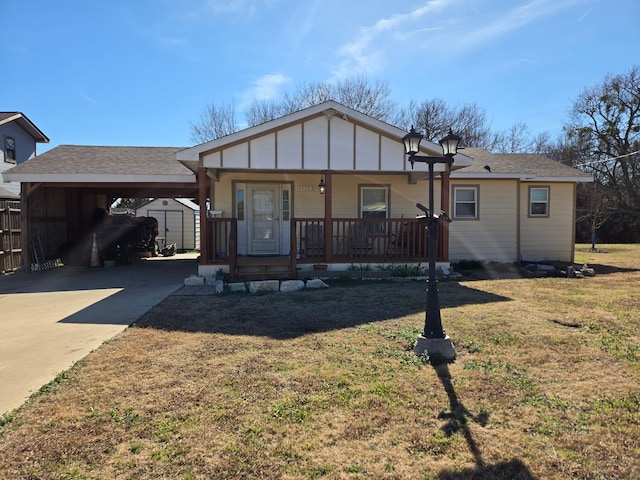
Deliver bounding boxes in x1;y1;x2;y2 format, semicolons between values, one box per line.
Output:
440;169;451;262
197;166;208;265
324;170;333;262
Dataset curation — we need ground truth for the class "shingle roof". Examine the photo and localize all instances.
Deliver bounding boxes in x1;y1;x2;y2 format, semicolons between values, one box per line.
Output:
0;112;49;143
455;147;593;180
5;145;192;176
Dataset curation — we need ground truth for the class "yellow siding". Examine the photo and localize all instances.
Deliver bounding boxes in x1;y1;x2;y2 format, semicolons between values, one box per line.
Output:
449;179;519;262
520;182;575;262
210;173;577;263
212;172;441;219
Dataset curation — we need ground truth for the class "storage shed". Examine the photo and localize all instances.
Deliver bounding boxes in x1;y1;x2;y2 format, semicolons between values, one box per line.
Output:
136;198;200;252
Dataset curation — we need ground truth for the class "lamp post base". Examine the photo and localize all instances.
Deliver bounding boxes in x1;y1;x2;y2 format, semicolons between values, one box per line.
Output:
414;335;456;362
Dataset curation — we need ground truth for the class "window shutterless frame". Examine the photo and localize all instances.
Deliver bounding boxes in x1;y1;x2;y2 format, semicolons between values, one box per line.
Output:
529;186;550;217
452;185;479;219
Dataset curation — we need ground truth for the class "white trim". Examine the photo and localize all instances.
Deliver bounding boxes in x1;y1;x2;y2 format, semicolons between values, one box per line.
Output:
451;172;593;182
2;173;195;183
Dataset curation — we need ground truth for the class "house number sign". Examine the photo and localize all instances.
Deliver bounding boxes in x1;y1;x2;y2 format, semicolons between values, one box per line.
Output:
295;185;313;192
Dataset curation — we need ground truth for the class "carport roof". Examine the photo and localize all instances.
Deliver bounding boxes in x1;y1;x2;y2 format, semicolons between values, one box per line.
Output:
2;145;195;183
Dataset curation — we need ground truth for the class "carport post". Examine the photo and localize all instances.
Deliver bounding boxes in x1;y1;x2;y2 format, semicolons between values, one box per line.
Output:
198;166;208;264
20;182;32;272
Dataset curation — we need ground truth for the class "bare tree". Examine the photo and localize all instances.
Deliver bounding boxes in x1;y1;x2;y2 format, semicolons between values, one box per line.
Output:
245;100;285;127
492;122;533;153
190;102;239;144
566;65;640;241
397;99;494;149
192;77;398;142
280;76;396;121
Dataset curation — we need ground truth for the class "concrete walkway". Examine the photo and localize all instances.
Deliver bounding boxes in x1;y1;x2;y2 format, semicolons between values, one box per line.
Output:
0;253;198;415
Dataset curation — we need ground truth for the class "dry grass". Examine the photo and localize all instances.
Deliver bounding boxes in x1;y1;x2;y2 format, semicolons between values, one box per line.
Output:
1;244;639;479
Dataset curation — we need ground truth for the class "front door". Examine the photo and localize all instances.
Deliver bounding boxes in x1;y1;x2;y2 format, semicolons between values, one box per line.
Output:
248;184;280;255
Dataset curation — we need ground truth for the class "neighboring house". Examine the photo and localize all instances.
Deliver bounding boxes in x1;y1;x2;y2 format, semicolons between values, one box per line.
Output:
2;101;592;277
136;198;200;251
0;112;49;197
0;185;19;200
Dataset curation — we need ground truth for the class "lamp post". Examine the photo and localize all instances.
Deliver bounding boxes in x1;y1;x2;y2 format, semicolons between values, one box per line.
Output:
402;126;461;362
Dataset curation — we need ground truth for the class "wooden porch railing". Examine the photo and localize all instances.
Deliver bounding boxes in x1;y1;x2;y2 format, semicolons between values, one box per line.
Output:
293;217;442;264
203;218;237;270
201;217;443;271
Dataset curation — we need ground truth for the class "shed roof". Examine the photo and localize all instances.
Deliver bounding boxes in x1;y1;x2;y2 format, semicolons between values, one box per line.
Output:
0;112;49;143
453;148;593;182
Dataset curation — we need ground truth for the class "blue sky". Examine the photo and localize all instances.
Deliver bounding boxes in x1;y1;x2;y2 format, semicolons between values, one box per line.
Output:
3;0;638;153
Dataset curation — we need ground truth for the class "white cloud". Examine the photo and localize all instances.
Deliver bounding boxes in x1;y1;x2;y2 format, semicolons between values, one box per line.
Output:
331;0;454;78
331;0;586;79
448;0;586;52
239;73;292;107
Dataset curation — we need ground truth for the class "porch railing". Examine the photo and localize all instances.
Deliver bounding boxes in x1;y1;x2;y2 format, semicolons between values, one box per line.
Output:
203;218;237;271
293;217;441;264
201;217;442;269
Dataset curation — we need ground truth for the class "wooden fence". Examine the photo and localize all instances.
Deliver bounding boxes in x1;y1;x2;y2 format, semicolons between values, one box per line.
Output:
0;200;21;273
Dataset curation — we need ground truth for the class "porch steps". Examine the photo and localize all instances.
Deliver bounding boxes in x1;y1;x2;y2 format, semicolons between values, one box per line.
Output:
234;256;295;281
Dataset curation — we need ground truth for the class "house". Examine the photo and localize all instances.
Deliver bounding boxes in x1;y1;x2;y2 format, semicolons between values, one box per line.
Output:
176;101;592;279
0;112;49;197
2;101;592;277
135;198;200;251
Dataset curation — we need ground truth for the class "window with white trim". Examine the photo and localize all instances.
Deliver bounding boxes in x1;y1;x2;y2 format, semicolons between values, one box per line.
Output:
360;186;388;219
453;186;478;219
4;137;16;163
529;187;549;217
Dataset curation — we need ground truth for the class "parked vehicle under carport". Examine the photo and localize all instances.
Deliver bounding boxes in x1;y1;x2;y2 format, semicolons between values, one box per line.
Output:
60;210;159;266
96;213;159;264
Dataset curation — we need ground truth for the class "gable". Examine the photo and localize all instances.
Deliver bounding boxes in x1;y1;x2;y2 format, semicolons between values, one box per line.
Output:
0;112;49;143
177;101;473;174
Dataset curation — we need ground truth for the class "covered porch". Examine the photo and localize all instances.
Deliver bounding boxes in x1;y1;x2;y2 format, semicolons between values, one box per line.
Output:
199;216;446;281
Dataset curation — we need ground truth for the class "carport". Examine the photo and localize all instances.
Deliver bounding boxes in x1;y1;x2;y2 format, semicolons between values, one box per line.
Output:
2;145;203;271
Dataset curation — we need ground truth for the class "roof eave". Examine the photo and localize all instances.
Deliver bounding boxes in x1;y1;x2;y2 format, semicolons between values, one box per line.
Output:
2;173;196;183
451;172;594;182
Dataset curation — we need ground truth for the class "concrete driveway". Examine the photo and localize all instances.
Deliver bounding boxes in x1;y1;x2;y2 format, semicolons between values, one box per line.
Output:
0;253;197;415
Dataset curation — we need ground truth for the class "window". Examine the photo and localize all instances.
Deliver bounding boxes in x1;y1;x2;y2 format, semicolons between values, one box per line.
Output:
236;189;245;220
453;186;478;219
282;189;290;221
360;186;388;219
4;137;16;163
529;187;549;217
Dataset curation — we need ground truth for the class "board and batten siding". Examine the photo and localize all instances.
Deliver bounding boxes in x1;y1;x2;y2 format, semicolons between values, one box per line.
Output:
519;182;576;262
449;179;519;263
201;114;412;173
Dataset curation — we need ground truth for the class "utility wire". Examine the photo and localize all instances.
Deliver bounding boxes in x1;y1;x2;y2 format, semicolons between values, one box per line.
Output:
575;150;640;167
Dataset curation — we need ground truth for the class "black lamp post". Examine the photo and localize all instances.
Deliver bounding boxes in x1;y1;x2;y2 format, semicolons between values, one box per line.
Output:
402;126;461;361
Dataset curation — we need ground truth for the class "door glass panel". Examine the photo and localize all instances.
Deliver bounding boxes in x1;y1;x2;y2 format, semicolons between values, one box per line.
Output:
252;190;274;240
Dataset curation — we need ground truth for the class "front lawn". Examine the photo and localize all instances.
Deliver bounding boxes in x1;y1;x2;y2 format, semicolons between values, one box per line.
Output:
1;244;638;479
